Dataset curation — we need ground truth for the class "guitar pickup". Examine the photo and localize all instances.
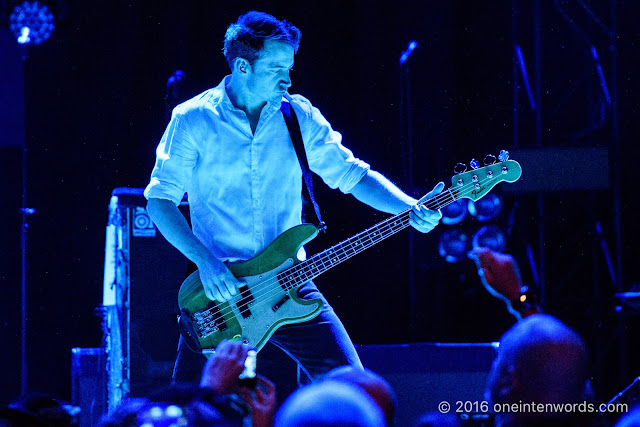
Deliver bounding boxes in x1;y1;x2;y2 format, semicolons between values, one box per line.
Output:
272;294;290;312
237;285;254;319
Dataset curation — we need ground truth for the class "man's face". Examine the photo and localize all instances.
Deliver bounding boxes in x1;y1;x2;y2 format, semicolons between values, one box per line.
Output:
245;40;294;103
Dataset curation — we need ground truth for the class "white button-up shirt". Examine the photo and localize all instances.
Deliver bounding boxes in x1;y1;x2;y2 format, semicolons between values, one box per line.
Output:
144;77;369;262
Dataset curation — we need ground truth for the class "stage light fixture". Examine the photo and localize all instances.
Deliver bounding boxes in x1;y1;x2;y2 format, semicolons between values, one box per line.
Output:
440;198;468;225
9;1;55;45
438;229;471;263
472;225;507;253
468;193;502;222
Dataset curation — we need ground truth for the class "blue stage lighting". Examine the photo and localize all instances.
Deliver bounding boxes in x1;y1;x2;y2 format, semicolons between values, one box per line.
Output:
438;229;471;263
472;225;507;253
9;1;55;45
468;193;502;222
440;199;468;225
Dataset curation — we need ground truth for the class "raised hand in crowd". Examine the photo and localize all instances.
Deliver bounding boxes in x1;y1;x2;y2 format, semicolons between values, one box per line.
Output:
200;340;276;427
200;340;249;394
468;247;541;319
239;376;277;427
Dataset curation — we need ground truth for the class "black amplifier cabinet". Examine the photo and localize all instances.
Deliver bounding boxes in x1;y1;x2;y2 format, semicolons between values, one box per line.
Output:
103;188;190;409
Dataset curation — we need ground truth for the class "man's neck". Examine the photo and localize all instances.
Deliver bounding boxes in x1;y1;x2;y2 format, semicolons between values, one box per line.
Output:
225;75;266;117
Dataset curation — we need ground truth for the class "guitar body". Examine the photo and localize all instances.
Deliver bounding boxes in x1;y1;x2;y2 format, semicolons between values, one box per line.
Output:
178;224;323;353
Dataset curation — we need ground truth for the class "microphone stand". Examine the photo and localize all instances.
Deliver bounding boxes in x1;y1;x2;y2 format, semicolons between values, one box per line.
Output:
165;70;186;124
19;43;35;395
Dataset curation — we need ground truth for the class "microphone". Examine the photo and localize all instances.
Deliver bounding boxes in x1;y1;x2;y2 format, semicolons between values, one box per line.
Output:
165;70;186;121
399;40;419;65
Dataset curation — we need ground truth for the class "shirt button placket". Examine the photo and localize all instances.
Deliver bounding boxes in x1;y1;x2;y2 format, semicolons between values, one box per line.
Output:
251;138;262;248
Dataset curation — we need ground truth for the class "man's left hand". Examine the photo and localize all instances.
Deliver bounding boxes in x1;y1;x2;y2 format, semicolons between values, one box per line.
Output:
409;182;444;233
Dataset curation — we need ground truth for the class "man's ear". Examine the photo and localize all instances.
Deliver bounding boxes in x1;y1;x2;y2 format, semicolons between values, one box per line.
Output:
489;362;518;403
233;57;251;74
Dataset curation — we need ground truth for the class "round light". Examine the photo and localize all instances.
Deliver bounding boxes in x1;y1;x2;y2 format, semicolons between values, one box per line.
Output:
472;225;507;253
468;193;502;222
9;1;55;45
440;199;468;225
438;229;471;263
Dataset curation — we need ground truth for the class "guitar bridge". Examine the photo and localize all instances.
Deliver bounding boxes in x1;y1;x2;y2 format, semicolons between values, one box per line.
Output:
192;303;227;338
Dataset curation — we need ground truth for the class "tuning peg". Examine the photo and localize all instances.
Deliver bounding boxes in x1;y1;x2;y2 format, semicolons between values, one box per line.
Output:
498;150;509;162
470;158;480;170
483;154;497;165
454;163;467;174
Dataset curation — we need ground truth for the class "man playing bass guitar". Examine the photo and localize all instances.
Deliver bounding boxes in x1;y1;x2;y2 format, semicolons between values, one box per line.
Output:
144;11;443;385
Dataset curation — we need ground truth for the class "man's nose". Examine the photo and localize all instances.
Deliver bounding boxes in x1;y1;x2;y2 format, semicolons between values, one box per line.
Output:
281;71;292;87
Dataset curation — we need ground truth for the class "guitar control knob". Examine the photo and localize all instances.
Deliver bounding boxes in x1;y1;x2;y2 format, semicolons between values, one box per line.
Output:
483;154;497;165
498;150;509;162
454;163;467;174
470;158;480;170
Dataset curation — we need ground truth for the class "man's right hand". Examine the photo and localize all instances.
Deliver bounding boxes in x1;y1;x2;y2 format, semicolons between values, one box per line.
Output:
146;198;241;302
197;255;241;302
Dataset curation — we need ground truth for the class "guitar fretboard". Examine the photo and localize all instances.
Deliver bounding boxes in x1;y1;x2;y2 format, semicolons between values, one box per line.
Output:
277;188;460;290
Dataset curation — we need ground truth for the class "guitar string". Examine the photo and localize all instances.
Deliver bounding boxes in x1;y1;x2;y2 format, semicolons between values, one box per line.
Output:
194;185;450;322
194;214;414;333
196;170;502;331
195;168;508;331
193;167;512;332
193;204;417;330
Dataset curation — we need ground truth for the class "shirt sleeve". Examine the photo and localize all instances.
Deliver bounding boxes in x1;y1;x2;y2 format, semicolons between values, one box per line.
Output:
143;110;199;205
289;95;370;194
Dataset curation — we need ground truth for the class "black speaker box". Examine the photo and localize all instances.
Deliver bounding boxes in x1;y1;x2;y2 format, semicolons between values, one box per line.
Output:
356;343;497;426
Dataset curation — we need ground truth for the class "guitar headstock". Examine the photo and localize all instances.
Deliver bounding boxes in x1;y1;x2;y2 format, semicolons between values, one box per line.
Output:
450;153;522;202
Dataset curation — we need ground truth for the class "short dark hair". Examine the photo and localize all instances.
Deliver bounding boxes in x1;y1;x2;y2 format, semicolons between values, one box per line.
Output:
223;11;301;68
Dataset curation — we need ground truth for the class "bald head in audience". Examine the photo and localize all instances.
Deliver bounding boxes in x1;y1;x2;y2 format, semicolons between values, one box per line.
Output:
324;365;397;425
274;381;386;427
487;314;591;426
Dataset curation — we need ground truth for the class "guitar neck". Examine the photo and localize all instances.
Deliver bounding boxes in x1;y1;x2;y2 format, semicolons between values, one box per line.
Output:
281;189;460;286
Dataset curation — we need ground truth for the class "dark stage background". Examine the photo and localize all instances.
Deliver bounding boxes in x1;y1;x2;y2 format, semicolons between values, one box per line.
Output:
1;0;639;409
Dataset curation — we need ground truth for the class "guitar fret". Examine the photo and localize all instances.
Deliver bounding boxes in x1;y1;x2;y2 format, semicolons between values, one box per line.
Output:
277;193;438;291
285;194;440;286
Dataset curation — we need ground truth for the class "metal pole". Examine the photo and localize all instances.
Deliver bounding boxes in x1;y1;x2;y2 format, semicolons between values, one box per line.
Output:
399;41;417;338
20;146;28;394
19;44;35;395
533;0;546;308
610;0;627;388
512;0;520;150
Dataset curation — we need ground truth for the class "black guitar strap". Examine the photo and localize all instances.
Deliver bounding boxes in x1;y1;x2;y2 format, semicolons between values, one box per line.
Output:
281;101;327;232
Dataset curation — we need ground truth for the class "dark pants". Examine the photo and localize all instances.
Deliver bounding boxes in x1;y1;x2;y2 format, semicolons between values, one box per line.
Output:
172;282;362;390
